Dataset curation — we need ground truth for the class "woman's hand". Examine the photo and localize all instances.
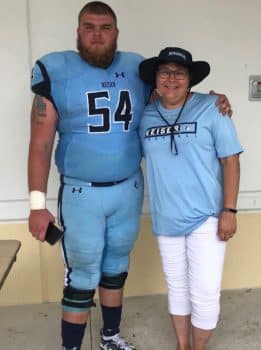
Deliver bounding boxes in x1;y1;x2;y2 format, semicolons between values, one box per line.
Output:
218;211;237;241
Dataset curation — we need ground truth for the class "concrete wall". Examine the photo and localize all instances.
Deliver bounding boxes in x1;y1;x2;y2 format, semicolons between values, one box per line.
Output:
0;0;261;305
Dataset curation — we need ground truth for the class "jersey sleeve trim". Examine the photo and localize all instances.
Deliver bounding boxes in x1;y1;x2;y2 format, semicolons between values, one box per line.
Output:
32;60;57;110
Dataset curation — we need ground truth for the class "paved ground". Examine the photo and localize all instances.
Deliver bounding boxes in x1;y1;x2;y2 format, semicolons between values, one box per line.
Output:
1;288;261;349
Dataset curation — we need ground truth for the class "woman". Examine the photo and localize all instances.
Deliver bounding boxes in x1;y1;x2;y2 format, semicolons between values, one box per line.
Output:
139;47;243;350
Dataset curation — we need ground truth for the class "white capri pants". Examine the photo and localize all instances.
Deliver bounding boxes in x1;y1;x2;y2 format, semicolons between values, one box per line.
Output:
157;217;226;330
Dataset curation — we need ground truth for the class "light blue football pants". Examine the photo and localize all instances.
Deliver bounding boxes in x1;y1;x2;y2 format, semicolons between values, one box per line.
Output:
59;169;144;294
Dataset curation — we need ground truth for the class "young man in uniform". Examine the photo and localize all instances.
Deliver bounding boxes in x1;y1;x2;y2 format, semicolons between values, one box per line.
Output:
28;2;232;350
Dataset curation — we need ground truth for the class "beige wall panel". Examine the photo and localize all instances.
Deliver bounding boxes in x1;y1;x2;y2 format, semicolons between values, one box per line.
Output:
0;225;42;305
222;214;261;289
40;244;64;302
1;214;261;305
127;217;167;296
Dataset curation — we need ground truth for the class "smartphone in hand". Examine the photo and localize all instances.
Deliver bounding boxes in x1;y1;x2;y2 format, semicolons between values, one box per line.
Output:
45;222;63;245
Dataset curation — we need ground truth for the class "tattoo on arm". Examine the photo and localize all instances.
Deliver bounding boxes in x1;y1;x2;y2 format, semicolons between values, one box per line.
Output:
33;95;47;117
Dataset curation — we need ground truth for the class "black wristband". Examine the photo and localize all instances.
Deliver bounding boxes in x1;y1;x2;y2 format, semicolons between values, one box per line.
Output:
222;207;238;214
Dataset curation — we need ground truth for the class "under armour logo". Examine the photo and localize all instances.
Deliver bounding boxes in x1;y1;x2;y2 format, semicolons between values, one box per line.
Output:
115;72;125;78
72;187;82;193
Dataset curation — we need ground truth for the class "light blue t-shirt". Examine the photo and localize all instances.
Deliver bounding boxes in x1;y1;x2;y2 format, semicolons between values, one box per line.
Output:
139;93;243;236
31;50;149;182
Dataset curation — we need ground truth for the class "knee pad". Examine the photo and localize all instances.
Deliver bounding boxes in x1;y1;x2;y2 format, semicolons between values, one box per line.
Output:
62;286;96;310
99;272;128;289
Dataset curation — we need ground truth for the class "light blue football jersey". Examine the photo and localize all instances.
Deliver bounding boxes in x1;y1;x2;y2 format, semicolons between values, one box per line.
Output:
139;93;243;236
31;50;149;182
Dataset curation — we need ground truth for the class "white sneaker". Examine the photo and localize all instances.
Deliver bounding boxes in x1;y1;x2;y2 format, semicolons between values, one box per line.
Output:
100;332;136;350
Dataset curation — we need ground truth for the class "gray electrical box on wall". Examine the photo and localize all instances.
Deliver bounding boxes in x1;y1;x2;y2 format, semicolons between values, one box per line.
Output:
249;75;261;101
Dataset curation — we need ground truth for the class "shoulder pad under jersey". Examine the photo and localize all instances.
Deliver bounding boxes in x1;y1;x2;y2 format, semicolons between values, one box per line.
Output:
31;50;78;105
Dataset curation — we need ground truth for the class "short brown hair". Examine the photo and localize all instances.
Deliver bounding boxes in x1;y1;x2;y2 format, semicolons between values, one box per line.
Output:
78;1;117;25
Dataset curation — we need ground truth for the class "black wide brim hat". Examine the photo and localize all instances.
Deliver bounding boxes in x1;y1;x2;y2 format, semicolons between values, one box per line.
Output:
139;47;210;87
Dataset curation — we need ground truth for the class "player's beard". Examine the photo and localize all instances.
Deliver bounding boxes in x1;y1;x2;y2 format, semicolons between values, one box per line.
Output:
77;36;117;69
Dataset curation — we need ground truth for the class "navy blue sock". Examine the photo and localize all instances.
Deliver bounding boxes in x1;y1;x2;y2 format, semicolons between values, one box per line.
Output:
61;320;86;349
101;304;122;336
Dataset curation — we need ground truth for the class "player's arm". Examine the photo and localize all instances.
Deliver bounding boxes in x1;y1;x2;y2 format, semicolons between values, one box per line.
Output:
209;90;232;117
28;95;57;241
218;154;240;241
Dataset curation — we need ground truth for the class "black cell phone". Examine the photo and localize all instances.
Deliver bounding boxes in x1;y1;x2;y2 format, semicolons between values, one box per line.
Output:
45;222;63;245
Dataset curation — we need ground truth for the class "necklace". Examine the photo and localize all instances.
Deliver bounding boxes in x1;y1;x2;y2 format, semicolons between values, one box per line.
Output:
153;91;190;155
